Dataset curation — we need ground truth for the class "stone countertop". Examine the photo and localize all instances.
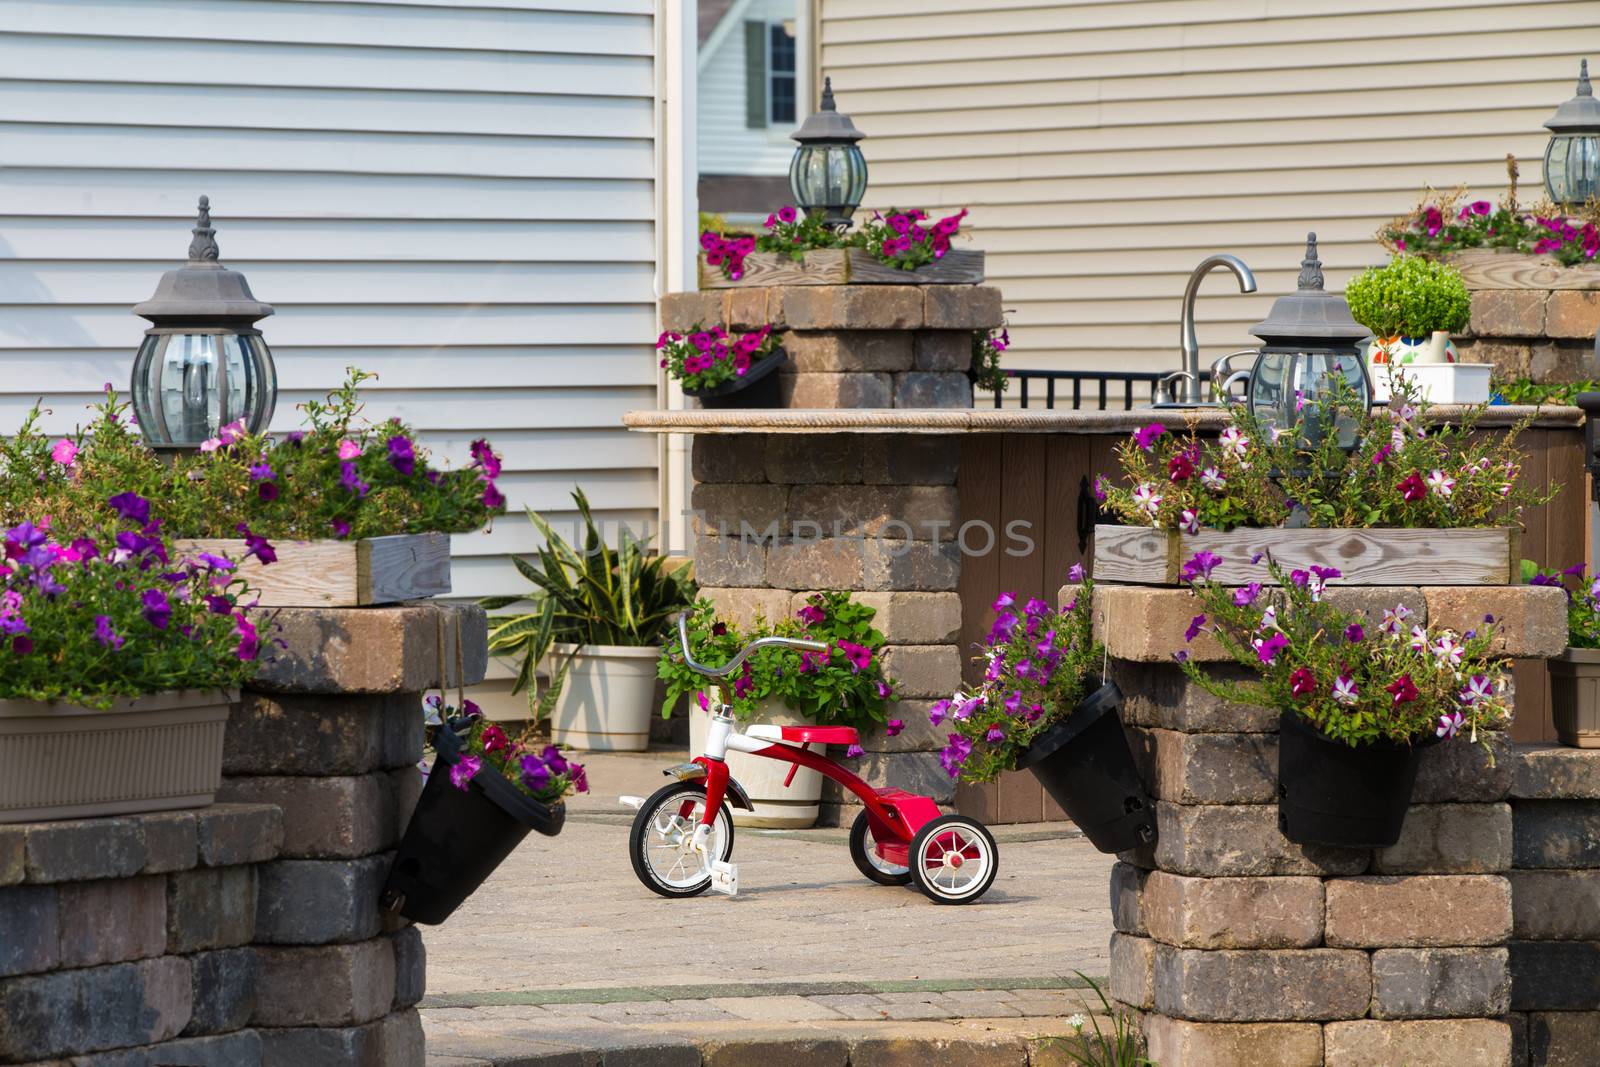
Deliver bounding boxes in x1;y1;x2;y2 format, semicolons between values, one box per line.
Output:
623;404;1581;435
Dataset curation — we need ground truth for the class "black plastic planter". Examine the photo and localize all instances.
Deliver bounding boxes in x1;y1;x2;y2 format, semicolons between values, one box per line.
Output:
1276;711;1432;848
1014;681;1156;854
683;350;787;409
380;727;566;925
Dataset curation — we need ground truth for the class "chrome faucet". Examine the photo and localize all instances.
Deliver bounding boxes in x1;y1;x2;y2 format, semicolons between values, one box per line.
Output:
1168;254;1258;405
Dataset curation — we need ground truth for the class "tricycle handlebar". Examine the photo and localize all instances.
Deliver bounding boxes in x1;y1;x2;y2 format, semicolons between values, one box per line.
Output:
675;615;828;679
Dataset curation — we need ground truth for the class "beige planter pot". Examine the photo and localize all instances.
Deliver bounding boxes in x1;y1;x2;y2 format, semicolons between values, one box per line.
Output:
689;698;824;829
0;690;234;823
549;643;660;752
1551;648;1600;748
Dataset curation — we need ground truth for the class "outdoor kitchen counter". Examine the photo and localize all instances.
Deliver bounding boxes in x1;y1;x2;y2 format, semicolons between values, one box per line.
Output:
623;404;1581;434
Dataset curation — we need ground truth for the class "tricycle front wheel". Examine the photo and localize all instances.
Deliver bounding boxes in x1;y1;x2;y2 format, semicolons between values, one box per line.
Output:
629;781;735;898
909;814;998;905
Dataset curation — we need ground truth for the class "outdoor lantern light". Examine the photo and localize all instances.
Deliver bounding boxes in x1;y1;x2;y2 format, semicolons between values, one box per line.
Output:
1543;59;1600;208
1247;233;1372;451
131;196;276;449
789;76;868;231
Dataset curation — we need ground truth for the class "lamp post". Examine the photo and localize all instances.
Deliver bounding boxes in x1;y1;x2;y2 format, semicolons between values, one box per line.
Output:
130;196;277;449
788;76;868;231
1543;59;1600;208
1247;233;1373;451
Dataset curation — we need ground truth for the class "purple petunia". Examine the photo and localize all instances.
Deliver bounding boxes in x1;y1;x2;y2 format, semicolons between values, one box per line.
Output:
339;461;370;497
387;436;416;476
939;733;974;778
93;614;124;650
1179;551;1222;584
1345;623;1366;643
1133;423;1167;451
520;754;550;792
482;483;505;509
886;719;905;737
797;601;826;626
1184;614;1206;642
108;492;151;525
141;588;171;630
235;525;277;565
451;755;483;791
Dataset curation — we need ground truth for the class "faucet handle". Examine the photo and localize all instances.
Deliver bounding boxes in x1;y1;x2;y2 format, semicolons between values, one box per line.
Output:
1209;349;1260;401
1155;370;1194;405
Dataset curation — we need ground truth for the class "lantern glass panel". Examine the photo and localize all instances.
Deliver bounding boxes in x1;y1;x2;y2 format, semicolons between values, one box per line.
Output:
788;143;867;223
1247;347;1369;451
1545;133;1600;206
131;330;276;447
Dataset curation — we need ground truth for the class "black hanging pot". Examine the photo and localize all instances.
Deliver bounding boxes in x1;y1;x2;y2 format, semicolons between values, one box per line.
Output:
380;725;566;925
1276;710;1434;848
1014;681;1156;854
683;350;787;409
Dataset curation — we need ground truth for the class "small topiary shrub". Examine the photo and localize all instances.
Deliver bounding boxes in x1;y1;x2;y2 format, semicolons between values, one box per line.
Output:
1345;255;1472;339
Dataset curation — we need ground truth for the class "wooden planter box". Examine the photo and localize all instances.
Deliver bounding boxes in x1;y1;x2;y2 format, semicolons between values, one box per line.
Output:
175;531;451;607
698;248;984;289
0;690;233;823
1092;524;1520;586
1445;249;1600;290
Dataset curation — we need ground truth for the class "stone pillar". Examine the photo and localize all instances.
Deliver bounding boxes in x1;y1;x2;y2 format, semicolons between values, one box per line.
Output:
1095;581;1566;1067
0;805;282;1065
220;602;487;1067
662;280;1001;825
1506;746;1600;1064
1449;253;1600;383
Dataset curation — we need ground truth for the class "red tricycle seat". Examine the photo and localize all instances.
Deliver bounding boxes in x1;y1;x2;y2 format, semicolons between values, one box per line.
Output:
746;724;859;745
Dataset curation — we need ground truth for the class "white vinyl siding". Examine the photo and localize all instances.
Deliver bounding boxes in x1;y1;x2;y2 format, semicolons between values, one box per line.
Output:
819;0;1600;389
0;0;662;600
699;0;801;177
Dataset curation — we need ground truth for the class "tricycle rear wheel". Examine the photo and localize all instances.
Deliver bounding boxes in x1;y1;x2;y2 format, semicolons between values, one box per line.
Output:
849;810;911;886
909;814;998;905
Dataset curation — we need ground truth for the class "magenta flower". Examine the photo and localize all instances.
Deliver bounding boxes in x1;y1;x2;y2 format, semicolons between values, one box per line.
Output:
482;483;506;509
330;518;351;539
928;699;950;726
470;439;503;479
1232;582;1262;607
1179;551;1222;584
1067;562;1086;583
1184;614;1206;642
235;525;277;565
1332;674;1358;705
1435;710;1464;740
339;461;370;497
1289;667;1317;697
1133;423;1166;451
1397;472;1427;502
1253;632;1288;665
1345;623;1366;642
699;232;720;251
1423;205;1443;236
985;726;1005;743
337;439;362;461
234;612;260;660
1386;674;1420;705
451;755;483;791
778;205;797;224
886;719;905;737
204;594;231;614
846;744;865;758
141;588;171;630
939;733;973;778
51;439;78;467
836;640;872;673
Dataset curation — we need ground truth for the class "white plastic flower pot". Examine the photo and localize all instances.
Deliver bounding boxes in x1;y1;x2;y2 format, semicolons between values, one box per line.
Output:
1387;362;1493;405
548;643;660;752
689;697;824;828
0;690;234;823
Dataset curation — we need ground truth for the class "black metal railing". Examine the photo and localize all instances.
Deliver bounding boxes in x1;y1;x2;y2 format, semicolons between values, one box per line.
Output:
982;369;1213;410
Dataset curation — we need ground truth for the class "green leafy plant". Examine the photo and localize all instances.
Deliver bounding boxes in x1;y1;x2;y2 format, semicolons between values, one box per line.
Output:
1491;377;1599;405
2;370;505;542
657;591;897;735
483;487;696;718
1100;376;1544;530
1047;973;1154;1067
937;571;1104;783
0;500;263;707
1180;553;1511;749
1345;255;1472;339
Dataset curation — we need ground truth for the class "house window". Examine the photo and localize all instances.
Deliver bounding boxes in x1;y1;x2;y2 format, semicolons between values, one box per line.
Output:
768;21;796;126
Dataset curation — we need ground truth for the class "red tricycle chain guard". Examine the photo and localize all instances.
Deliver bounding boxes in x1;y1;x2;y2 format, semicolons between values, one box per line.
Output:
691;746;944;861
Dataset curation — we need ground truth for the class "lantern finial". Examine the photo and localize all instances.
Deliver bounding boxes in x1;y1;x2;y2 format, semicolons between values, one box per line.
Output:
1579;59;1592;97
820;76;836;112
188;196;219;262
1297;232;1324;292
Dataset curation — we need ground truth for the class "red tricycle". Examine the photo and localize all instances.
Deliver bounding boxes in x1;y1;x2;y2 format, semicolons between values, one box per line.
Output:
626;616;998;904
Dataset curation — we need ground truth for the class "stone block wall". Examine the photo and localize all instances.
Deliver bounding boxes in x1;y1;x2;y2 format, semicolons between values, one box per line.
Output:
660;283;1002;409
1094;581;1576;1066
0;603;486;1067
1448;255;1600;382
0;805;282;1065
694;434;966;827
